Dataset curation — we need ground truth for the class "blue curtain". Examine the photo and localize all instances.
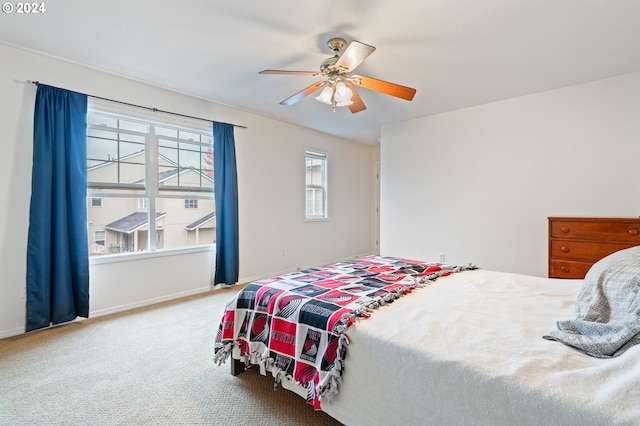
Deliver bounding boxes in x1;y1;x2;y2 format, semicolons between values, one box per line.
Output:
26;84;89;332
213;122;239;285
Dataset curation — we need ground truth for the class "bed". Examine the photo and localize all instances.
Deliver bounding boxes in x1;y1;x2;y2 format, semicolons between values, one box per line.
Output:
214;221;640;425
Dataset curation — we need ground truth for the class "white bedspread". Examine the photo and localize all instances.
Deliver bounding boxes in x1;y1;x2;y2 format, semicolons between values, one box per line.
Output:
317;269;640;425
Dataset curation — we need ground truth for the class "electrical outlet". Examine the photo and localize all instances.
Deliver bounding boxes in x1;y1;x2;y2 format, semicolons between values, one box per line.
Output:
281;248;285;256
438;253;446;262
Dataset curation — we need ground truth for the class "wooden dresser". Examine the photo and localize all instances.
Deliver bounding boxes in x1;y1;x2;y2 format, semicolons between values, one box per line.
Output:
548;217;640;279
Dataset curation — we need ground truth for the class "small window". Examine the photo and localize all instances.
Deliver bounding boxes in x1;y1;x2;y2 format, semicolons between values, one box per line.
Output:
185;199;199;209
90;230;107;256
91;190;102;207
94;230;106;246
305;151;327;220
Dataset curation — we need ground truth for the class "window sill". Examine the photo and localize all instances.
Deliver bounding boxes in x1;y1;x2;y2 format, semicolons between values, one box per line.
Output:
304;217;329;223
89;244;215;265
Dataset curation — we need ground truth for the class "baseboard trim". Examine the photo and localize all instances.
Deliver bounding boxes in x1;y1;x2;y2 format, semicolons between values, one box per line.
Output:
88;286;212;319
0;286;213;339
0;326;25;339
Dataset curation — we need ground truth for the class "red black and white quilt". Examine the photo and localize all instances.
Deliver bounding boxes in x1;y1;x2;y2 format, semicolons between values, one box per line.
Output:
214;255;476;409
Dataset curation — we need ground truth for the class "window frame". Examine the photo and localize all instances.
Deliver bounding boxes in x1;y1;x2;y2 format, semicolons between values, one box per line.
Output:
137;197;147;210
86;100;215;257
304;150;328;221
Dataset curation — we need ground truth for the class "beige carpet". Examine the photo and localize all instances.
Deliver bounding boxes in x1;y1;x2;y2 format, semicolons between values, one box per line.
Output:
0;288;343;426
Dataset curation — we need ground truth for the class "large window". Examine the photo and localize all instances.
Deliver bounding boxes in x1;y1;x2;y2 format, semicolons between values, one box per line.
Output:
86;100;216;256
305;151;328;220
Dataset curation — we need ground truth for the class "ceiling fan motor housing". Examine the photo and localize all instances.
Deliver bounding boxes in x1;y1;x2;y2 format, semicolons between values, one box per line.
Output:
320;38;348;75
320;56;340;75
327;37;347;54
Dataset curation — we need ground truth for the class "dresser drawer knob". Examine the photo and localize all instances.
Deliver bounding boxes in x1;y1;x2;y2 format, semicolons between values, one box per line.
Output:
561;226;570;233
561;246;570;253
560;266;570;273
629;228;639;236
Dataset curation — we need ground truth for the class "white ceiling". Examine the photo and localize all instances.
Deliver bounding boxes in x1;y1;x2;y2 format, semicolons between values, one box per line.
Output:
2;0;640;144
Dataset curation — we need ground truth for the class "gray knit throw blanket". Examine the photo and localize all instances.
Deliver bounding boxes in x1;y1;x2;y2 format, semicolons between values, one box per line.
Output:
544;246;640;358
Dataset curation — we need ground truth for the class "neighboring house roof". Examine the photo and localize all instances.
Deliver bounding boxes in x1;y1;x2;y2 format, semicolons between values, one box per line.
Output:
105;211;167;234
88;151;213;186
158;168;181;181
88;150;177;172
186;212;216;231
158;166;214;185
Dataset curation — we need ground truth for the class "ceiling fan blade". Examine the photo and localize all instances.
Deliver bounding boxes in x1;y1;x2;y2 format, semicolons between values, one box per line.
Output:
345;82;366;113
279;81;326;106
335;41;376;72
259;70;320;76
351;75;416;101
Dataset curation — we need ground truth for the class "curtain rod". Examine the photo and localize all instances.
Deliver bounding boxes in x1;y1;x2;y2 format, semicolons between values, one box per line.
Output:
26;80;247;129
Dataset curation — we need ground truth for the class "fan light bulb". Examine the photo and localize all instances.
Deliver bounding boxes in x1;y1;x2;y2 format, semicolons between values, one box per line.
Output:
315;86;334;105
334;81;353;105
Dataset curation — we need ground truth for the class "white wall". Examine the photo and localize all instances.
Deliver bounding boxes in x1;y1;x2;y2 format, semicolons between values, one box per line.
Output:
380;72;640;277
89;247;216;317
0;44;376;337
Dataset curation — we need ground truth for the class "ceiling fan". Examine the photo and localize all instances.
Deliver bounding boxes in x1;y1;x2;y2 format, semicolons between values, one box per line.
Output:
259;37;417;113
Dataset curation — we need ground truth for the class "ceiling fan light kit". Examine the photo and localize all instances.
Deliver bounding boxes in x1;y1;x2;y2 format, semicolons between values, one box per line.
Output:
315;79;354;111
334;81;353;105
315;86;334;105
259;37;416;114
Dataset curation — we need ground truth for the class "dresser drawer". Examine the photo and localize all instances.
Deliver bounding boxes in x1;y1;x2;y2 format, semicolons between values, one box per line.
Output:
550;220;640;243
549;240;638;263
549;260;593;279
548;217;640;279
